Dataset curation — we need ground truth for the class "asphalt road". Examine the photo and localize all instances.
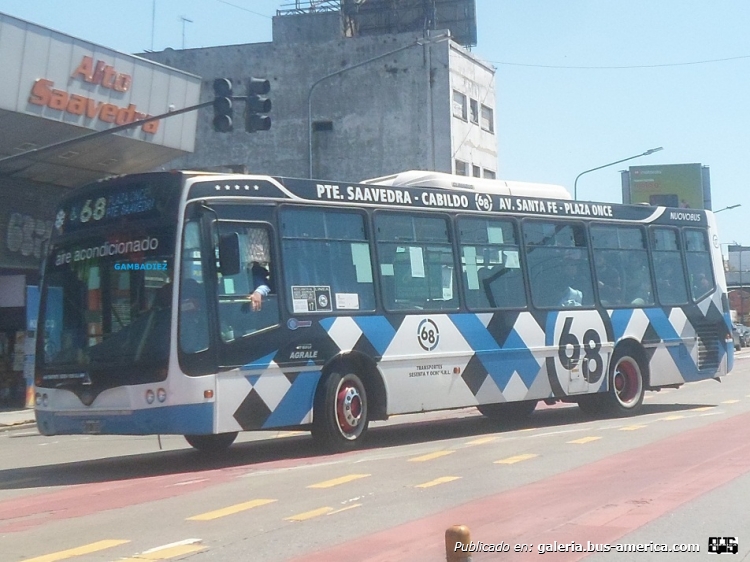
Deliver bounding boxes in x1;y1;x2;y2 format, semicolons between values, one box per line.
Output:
1;352;749;562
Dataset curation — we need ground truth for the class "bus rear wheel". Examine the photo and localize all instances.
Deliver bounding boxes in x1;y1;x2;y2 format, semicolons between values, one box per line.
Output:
477;400;537;423
184;432;238;453
578;347;645;418
312;371;369;452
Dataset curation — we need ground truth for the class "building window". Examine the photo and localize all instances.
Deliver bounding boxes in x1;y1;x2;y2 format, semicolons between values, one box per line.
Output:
452;90;467;121
480;104;494;133
455;160;468;176
472;165;481;178
470;99;479;124
483;169;496;179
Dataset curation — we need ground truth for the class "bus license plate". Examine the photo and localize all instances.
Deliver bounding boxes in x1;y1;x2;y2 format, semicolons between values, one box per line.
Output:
83;420;102;434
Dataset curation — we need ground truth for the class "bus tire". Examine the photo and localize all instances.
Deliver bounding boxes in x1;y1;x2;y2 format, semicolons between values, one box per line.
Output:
312;371;369;452
184;432;238;453
477;400;537;423
579;346;645;417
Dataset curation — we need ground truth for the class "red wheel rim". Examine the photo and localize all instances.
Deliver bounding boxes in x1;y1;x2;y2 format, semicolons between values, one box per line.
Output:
613;359;641;407
336;382;362;437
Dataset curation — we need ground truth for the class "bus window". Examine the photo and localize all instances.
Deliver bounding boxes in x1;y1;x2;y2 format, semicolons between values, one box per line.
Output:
650;227;688;306
523;221;594;308
591;225;654;307
458;217;526;309
375;212;458;311
280;208;375;313
684;229;715;301
216;223;279;340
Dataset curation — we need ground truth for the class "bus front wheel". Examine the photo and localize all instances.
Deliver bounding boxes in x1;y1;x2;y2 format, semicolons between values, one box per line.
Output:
312;371;369;452
184;432;238;453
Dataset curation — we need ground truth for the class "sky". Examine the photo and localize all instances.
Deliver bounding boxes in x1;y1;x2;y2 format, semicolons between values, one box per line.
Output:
1;0;749;248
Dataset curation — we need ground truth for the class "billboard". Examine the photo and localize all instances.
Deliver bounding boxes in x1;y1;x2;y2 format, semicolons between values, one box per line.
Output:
625;163;706;209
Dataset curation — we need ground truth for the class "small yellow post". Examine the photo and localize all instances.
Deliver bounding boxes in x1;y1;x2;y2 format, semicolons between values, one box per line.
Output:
445;524;471;561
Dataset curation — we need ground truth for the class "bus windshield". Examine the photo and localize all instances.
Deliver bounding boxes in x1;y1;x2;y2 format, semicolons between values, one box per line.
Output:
37;228;175;389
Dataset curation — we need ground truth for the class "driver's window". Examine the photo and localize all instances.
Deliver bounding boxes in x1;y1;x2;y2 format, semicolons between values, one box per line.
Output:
216;223;279;341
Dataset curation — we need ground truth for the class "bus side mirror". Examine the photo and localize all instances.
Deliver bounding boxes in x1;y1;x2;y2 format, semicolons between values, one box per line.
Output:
218;233;241;276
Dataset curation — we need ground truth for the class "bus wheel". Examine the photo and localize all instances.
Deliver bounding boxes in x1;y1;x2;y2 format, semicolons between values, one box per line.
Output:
312;372;369;452
477;400;537;423
580;348;645;418
184;432;238;453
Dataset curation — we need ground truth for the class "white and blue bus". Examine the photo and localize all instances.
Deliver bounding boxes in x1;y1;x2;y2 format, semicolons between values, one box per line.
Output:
34;170;733;452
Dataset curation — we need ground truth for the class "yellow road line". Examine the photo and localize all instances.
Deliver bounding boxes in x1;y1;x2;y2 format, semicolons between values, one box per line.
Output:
408;450;455;462
567;436;601;444
285;507;334;521
118;540;206;561
619;425;647;431
465;436;497;446
659;415;685;421
25;540;129;562
494;453;538;465
415;476;461;488
722;400;740;404
307;474;370;489
187;499;276;521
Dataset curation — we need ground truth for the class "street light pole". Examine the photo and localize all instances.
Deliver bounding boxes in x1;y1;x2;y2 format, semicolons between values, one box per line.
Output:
574;146;663;200
715;204;741;213
307;33;449;179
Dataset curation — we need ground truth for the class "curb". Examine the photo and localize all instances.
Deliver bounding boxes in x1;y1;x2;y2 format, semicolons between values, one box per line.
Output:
0;422;37;433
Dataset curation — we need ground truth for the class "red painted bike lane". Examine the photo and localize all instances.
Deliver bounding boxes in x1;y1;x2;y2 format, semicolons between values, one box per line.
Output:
294;411;750;562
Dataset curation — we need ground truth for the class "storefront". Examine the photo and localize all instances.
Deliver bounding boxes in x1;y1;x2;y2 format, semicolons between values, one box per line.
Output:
0;12;201;407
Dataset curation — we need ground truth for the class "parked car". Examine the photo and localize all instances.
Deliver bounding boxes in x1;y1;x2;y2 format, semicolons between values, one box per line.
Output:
732;324;743;351
738;324;750;347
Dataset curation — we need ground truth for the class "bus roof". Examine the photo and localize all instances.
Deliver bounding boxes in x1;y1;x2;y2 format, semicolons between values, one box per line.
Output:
362;170;572;200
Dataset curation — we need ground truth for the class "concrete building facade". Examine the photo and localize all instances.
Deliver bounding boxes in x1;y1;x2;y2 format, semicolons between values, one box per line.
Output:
141;10;497;183
0;12;201;407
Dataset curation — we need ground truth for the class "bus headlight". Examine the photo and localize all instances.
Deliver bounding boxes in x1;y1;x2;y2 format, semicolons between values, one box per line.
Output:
35;392;42;406
145;390;155;404
42;394;49;407
157;388;167;403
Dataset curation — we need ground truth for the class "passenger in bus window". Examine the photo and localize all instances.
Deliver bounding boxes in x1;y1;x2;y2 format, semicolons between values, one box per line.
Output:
558;255;584;307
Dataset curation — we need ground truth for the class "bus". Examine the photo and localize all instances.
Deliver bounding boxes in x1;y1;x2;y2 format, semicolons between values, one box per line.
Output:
34;170;733;452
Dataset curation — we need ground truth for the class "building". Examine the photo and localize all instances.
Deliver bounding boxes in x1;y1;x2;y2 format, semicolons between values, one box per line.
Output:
0;12;201;407
140;1;497;183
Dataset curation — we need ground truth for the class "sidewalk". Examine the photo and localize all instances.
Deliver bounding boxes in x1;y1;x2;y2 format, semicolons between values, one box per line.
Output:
0;408;37;431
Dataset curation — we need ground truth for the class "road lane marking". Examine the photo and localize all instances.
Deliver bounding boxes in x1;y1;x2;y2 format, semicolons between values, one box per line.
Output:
118;539;205;561
494;453;538;465
567;436;602;444
690;406;714;412
187;499;276;521
619;425;647;431
307;474;370;488
722;400;740;404
25;540;129;562
328;503;362;515
658;415;685;421
465;436;497;446
273;431;306;438
415;476;461;488
408;450;455;462
285;507;334;521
